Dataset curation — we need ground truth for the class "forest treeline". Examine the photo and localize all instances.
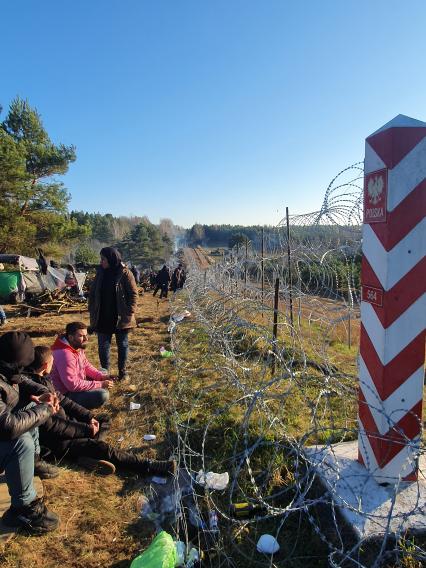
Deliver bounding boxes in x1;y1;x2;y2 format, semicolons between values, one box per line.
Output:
186;222;361;250
186;223;362;296
0;98;177;268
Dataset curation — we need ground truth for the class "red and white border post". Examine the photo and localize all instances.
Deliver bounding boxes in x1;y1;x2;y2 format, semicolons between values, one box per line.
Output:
358;115;426;484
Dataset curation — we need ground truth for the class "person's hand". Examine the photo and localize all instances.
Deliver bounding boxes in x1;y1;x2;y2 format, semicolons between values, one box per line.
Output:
88;418;99;437
31;393;60;414
101;379;114;389
108;374;119;381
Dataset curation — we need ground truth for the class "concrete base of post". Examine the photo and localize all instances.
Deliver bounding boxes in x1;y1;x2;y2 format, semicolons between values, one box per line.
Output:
305;441;426;541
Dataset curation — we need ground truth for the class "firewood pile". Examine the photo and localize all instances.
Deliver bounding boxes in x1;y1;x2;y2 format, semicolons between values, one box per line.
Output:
17;289;87;317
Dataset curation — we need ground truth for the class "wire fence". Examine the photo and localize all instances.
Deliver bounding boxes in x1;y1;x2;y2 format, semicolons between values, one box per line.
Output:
158;163;425;567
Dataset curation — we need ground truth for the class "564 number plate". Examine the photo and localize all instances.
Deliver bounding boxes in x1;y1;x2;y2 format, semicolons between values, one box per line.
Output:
362;285;383;307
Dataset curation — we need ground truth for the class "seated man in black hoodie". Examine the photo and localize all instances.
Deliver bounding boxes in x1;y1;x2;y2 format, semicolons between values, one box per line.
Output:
26;345;176;477
0;332;60;534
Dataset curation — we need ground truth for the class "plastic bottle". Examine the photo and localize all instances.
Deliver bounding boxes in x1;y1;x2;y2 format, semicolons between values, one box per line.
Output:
174;540;186;566
185;548;200;567
160;346;174;358
187;504;207;529
208;509;219;532
230;502;267;519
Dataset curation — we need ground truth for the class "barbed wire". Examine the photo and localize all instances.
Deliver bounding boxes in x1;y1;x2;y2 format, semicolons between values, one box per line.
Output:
151;162;424;567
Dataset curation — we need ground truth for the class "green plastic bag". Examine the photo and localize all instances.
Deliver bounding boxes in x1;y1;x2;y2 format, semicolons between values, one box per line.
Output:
130;531;176;568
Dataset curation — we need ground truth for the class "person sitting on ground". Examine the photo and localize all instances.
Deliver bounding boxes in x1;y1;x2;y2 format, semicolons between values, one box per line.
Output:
51;321;114;410
0;331;60;534
27;345;176;477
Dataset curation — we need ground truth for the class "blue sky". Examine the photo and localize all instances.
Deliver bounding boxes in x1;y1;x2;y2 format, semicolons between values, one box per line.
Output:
2;1;425;227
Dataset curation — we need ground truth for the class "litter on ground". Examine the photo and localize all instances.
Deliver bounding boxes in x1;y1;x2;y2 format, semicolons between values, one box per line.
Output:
196;470;229;490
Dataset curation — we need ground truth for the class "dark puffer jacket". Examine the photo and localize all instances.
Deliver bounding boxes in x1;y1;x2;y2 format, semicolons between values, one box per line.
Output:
24;372;94;447
88;263;138;331
0;372;52;441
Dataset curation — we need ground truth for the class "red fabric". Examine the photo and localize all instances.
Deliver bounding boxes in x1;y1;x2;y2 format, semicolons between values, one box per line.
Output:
51;336;105;394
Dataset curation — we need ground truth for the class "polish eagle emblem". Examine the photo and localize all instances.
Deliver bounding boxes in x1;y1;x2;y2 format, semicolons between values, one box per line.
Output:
367;175;384;205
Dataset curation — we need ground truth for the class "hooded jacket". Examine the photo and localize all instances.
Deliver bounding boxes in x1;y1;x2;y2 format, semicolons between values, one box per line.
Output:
50;336;106;394
156;266;171;285
0;331;51;440
88;263;138;332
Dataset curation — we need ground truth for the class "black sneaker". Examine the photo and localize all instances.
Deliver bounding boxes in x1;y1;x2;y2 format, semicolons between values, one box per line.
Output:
118;370;129;381
34;456;59;479
2;497;59;534
145;459;177;477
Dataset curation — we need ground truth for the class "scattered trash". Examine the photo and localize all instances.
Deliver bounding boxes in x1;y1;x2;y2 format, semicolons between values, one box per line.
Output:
129;401;141;410
143;434;156;441
171;310;192;323
256;534;280;554
208;509;219;532
174;541;186;566
130;530;176;567
231;502;267;518
138;469;193;531
172;314;185;323
117;436;125;442
152;476;168;485
138;495;158;522
189;328;195;334
167;320;176;333
187;502;207;529
160;346;174;358
196;470;229;490
185;547;200;568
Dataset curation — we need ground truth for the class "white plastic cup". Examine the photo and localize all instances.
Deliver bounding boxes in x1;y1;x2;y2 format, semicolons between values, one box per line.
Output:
143;434;156;441
257;534;280;554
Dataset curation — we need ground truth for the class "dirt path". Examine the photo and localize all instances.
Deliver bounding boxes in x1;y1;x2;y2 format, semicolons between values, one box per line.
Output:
182;246;212;269
0;292;176;568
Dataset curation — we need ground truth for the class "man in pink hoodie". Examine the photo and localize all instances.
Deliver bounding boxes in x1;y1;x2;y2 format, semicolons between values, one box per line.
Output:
51;322;114;410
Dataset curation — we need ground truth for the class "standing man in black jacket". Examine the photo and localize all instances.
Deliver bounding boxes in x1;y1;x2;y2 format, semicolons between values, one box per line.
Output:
153;265;171;299
88;247;138;380
0;332;60;534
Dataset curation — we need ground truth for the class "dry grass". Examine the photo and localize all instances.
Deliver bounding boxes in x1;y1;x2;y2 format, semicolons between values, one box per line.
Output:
0;292;175;568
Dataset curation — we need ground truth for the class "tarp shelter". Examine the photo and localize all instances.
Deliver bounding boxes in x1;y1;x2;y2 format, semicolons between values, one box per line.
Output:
0;255;86;301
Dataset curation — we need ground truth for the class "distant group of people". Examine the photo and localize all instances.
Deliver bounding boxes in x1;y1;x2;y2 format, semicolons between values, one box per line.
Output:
152;263;186;299
0;246;177;535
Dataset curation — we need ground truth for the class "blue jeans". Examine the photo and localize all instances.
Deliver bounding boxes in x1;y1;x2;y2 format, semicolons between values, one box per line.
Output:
66;389;109;410
0;432;38;507
0;305;6;323
97;331;129;373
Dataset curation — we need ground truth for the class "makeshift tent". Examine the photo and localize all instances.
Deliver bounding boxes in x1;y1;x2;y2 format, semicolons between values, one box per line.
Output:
0;255;39;271
0;255;86;301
